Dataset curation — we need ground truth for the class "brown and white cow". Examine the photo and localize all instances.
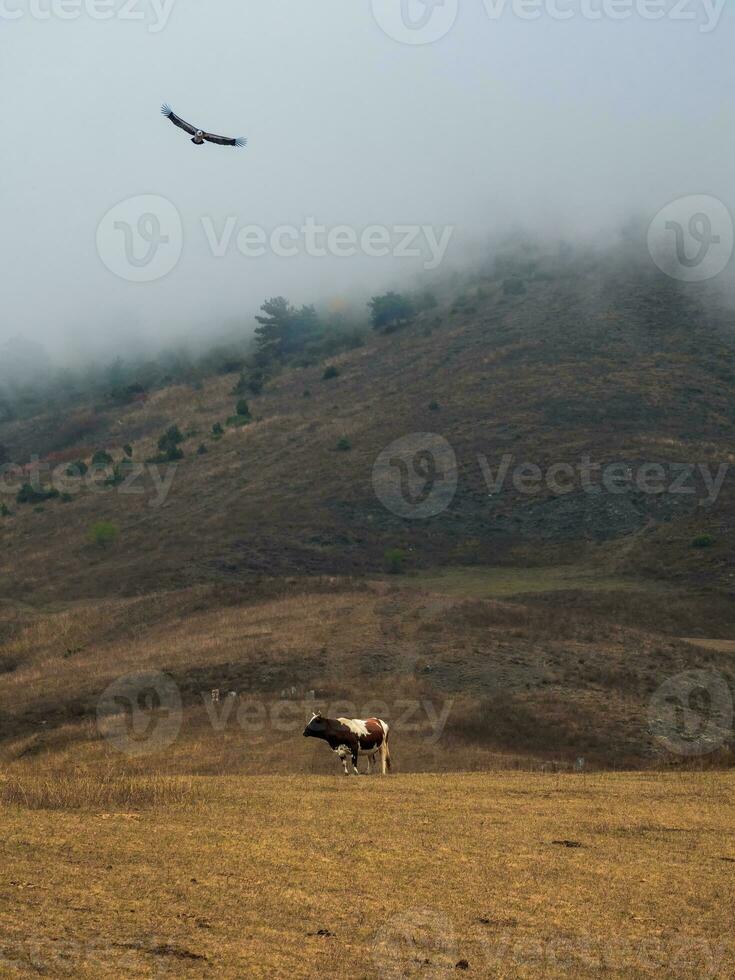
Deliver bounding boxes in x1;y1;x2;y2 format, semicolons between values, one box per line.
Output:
303;713;392;775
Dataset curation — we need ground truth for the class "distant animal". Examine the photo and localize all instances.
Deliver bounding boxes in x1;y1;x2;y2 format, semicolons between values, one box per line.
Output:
303;713;391;775
160;104;247;148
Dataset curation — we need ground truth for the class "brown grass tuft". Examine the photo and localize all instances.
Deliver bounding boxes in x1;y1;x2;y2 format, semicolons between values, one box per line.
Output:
0;771;198;811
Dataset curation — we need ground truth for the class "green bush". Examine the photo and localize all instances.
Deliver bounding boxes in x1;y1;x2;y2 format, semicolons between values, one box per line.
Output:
384;548;407;575
368;292;415;332
335;436;352;452
66;460;88;477
89;521;119;548
322;365;339;381
429;400;440;411
235;399;251;418
197;444;208;455
0;503;12;517
212;422;224;437
154;425;185;462
123;444;133;458
105;464;125;487
16;484;59;506
158;425;184;452
92;449;113;467
691;534;714;548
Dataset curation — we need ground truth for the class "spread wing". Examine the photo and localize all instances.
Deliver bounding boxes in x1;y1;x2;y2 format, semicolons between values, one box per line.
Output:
161;103;198;137
203;131;247;148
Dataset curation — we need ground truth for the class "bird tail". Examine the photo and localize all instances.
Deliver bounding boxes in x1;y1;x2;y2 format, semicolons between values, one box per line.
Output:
161;103;173;116
235;137;248;148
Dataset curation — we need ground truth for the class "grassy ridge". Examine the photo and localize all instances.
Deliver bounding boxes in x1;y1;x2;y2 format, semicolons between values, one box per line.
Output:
1;576;733;771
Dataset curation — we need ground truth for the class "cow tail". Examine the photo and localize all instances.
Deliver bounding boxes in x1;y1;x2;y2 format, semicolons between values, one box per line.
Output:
381;720;392;773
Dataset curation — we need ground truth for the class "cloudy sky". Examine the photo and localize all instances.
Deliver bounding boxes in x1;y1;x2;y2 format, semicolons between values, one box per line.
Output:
2;0;733;360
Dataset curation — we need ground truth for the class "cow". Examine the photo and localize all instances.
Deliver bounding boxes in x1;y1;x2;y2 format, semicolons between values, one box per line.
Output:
303;713;392;775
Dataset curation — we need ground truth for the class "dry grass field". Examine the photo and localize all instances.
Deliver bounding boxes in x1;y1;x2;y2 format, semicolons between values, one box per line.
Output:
0;771;733;978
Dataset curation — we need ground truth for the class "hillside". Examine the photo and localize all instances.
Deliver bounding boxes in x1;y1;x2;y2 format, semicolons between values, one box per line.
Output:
1;243;733;604
1;242;734;769
1;575;734;773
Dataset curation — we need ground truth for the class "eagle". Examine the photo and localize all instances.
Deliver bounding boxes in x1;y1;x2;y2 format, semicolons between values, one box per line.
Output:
161;104;247;148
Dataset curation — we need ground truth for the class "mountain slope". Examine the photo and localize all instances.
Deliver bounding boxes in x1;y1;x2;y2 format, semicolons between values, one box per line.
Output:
1;245;733;603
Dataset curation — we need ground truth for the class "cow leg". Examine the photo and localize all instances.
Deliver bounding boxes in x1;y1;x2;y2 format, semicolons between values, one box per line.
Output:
365;754;372;775
351;748;359;775
336;746;350;775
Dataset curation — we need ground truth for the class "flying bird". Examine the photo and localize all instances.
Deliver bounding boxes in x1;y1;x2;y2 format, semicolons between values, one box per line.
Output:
161;104;247;148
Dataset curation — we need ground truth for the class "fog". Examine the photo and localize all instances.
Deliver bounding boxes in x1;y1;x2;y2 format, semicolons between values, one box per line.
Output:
2;1;734;362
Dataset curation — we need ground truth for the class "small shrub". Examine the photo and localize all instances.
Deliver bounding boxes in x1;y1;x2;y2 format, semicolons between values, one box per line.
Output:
303;389;312;398
322;365;339;381
335;436;352;452
384;548;407;575
92;449;113;467
691;534;714;548
155;425;185;462
235;399;251;418
197;444;208;455
123;444;133;458
17;484;59;506
89;520;119;548
212;422;224;438
158;425;184;452
66;460;88;477
429;400;440;411
105;459;136;486
0;503;12;517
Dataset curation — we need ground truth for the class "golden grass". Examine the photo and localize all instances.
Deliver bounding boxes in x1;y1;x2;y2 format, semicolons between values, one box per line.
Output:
0;771;733;978
0;771;198;811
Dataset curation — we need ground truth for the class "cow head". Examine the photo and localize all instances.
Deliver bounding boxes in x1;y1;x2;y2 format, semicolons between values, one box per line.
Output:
303;712;326;737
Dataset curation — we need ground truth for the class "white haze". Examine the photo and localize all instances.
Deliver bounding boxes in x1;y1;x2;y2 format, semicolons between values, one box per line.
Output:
2;1;734;362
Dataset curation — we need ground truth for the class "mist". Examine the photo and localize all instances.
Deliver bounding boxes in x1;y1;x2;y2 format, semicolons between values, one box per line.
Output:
2;1;734;364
